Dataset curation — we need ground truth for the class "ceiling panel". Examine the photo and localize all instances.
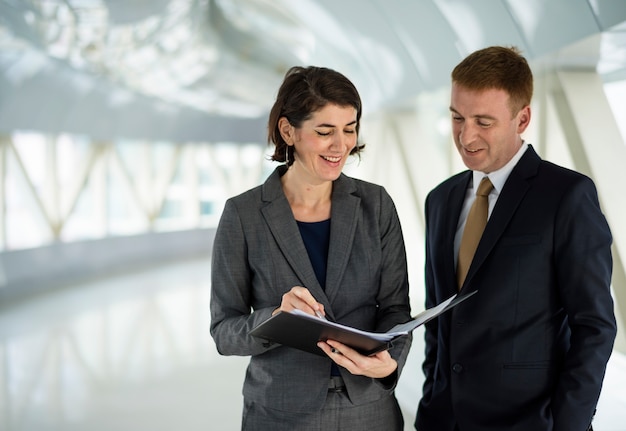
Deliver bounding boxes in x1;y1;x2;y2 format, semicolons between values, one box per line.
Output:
589;0;626;31
369;0;462;103
506;0;601;57
0;0;624;142
434;0;528;55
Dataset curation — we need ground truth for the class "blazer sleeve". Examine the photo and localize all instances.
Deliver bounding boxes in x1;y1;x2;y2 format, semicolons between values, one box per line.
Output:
375;187;413;376
551;176;616;430
420;190;439;400
209;198;278;357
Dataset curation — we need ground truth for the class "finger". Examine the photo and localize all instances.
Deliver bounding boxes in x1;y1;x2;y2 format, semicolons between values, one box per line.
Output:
279;287;311;312
325;340;364;368
317;341;334;356
317;341;346;356
291;286;316;305
317;341;351;369
326;340;356;358
317;303;326;317
371;349;392;361
289;286;324;315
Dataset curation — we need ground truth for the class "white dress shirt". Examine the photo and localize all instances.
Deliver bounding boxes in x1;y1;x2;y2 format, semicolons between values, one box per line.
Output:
453;142;529;266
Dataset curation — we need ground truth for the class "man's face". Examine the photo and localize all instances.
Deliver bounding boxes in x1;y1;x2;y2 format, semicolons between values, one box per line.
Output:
450;83;530;174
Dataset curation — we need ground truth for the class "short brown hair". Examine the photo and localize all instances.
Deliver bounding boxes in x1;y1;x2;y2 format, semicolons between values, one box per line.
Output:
268;66;365;165
451;46;533;115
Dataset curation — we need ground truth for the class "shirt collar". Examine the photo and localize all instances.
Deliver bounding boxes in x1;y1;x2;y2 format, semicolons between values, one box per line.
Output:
472;141;529;194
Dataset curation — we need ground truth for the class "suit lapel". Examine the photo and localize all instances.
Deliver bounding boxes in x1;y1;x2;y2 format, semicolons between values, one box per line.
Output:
324;174;360;303
260;167;321;295
446;172;472;293
442;171;472;295
464;146;541;287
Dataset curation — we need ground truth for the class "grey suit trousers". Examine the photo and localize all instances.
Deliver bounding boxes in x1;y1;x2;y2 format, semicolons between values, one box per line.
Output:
242;389;404;430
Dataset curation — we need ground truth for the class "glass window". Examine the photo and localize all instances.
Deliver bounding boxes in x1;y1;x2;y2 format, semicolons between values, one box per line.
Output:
603;79;626;145
2;131;271;251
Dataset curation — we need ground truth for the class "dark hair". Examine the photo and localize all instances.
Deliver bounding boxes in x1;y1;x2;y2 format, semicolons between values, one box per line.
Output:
451;46;533;115
268;66;365;165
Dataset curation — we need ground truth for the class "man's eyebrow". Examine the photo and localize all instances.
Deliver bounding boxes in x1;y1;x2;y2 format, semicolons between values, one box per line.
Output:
448;107;496;121
474;114;497;121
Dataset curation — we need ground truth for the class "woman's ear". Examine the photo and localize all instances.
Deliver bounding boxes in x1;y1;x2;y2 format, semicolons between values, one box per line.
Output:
278;117;295;144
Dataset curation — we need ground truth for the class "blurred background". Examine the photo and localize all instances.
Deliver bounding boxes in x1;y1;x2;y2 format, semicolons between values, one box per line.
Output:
0;0;625;430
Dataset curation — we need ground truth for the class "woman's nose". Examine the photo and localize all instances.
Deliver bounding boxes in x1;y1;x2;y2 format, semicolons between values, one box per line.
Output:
331;132;354;151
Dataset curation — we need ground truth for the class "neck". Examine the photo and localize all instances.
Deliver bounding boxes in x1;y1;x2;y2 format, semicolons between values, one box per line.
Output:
281;169;333;222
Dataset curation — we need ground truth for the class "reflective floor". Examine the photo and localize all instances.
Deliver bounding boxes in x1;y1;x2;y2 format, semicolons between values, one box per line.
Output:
1;257;624;431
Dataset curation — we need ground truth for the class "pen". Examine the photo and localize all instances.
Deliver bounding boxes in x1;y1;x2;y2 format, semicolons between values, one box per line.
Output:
315;310;327;320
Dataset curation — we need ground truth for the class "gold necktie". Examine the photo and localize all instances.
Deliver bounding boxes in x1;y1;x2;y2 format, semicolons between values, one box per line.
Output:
457;177;494;288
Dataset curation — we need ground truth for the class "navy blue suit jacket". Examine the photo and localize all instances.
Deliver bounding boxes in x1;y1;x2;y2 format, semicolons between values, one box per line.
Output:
415;146;616;431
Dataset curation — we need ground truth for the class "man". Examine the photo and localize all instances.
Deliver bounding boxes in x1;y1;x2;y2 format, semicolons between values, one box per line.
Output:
415;46;616;431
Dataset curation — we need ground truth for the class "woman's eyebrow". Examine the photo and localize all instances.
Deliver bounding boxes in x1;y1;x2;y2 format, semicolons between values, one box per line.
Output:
315;120;357;128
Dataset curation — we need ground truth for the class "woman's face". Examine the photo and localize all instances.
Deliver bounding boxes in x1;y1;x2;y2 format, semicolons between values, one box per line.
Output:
281;104;358;184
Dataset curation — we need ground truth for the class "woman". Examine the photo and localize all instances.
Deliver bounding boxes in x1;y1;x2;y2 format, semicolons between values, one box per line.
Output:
210;66;412;430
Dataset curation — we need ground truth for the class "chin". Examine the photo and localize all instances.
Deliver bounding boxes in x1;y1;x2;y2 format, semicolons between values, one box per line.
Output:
462;159;479;171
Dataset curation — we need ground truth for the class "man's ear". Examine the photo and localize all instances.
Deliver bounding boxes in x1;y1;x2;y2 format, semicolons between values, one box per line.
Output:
278;117;295;144
517;105;531;133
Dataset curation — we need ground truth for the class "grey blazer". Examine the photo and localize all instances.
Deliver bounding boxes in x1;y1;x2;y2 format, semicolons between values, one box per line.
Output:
210;165;412;413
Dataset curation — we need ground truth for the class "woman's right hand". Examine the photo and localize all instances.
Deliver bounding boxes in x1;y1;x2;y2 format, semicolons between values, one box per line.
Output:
272;286;325;318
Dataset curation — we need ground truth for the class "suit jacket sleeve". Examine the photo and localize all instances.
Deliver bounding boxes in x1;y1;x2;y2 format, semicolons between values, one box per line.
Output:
210;197;278;357
551;175;616;430
421;190;440;401
374;187;413;382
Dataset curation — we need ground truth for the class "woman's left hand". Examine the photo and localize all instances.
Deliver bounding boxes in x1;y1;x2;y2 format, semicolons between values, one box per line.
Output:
317;339;397;379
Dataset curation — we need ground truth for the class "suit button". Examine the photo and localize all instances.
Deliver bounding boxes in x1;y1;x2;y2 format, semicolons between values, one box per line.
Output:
452;363;463;373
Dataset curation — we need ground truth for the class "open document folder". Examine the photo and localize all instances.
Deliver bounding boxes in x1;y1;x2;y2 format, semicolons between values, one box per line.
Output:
249;290;477;357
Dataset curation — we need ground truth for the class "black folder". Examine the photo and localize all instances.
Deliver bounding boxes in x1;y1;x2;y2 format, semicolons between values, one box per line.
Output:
249;291;476;356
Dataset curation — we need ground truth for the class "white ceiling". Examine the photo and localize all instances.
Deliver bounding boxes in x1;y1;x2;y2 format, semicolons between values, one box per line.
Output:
0;0;625;142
